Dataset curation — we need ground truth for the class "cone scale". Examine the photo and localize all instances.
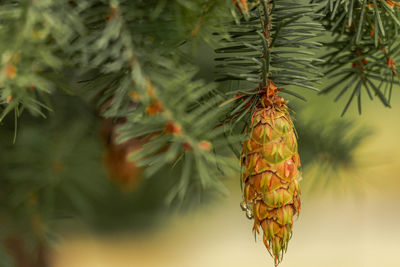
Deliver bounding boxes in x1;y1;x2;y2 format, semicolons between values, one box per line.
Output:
240;81;301;266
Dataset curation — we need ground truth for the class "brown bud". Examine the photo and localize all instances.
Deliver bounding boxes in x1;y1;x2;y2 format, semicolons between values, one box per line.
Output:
183;141;193;151
164;121;182;135
146;99;164;115
198;141;212;151
5;65;17;79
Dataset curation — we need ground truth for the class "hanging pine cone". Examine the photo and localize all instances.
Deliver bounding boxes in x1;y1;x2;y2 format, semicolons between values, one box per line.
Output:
240;81;301;266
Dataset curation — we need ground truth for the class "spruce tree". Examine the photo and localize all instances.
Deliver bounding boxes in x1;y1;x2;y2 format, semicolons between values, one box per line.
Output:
0;0;396;266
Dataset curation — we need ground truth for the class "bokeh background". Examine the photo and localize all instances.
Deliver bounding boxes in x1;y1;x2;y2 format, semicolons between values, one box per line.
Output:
46;90;400;267
1;4;399;265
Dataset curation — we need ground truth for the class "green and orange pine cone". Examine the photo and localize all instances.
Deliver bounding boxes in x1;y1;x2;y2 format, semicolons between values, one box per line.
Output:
240;81;301;266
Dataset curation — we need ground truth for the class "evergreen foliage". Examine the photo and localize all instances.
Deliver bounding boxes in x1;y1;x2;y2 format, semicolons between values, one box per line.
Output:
0;0;83;122
0;0;398;266
312;0;400;115
216;0;323;130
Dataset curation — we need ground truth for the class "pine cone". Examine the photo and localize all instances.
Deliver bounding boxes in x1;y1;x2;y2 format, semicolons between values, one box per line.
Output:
240;81;301;266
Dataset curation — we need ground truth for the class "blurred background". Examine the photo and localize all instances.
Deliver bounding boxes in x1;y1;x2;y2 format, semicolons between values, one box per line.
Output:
2;86;399;267
49;92;400;267
1;1;399;266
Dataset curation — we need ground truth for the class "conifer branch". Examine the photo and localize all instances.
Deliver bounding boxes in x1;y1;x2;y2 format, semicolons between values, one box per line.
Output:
312;0;400;115
216;0;323;127
0;0;83;122
76;0;239;204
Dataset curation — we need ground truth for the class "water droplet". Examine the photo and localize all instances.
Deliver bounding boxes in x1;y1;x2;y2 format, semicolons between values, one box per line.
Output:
240;201;247;211
246;209;253;219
